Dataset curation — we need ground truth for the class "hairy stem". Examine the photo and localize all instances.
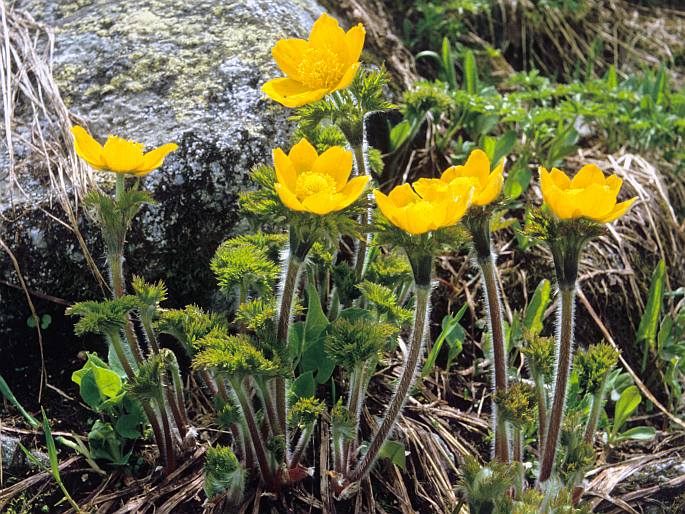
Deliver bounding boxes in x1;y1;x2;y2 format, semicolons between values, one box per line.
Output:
478;256;510;463
348;285;431;482
141;316;161;355
290;424;314;469
583;380;608;446
352;145;370;281
343;361;369;473
275;254;303;437
142;400;168;471
231;377;276;490
155;391;177;472
539;286;576;482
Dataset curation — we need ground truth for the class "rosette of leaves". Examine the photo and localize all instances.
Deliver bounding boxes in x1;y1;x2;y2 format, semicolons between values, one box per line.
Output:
192;330;279;379
366;250;413;289
67;296;139;339
356;280;413;325
325;317;396;371
456;455;514;514
155;305;226;357
203;445;246;505
211;240;280;302
574;343;619;395
235;298;277;339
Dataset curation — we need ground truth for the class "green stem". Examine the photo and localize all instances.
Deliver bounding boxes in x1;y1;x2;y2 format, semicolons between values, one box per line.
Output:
255;377;279;437
142;316;161;354
534;374;548;455
342;362;366;473
352;144;369;281
107;331;136;380
231;377;276;490
348;285;431;482
583;381;607;446
478;256;510;463
275;254;304;437
539;286;576;482
289;424;314;469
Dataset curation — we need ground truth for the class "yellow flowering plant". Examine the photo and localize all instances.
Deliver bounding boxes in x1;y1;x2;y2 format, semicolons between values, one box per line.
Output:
262;13;364;108
532;163;637;484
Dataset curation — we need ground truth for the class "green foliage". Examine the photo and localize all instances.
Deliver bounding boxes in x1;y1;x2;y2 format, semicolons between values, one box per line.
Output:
131;276;167;320
604;386;656;444
203;445;246;504
192;330;279;378
494;382;537;428
638;259;666;371
214;397;241;431
422;304;466;376
366;250;413;289
155;305;226;356
0;373;39;428
555;412;595;487
67;296;139;337
288;397;325;429
456;455;514;514
357;280;413;324
325;317;396;370
211;240;280;299
235;298;277;338
574;343;619;395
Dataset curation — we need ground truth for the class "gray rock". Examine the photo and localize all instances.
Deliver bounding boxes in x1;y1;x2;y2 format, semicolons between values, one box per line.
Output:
0;0;325;394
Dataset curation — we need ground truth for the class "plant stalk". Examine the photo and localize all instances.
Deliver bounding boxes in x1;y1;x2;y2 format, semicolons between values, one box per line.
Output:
231;377;276;490
478;256;510;463
348;285;431;482
539;286;576;482
275;254;303;436
342;362;366;472
352;144;370;280
290;424;314;469
155;392;177;472
583;380;608;446
534;374;548;455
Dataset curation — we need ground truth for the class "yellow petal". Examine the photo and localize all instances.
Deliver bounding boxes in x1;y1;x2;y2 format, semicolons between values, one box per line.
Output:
289;138;319;173
413;178;449;201
134;143;178;175
374;189;403;227
261;78;327;108
345;24;365;66
333;62;360;92
312;146;353;189
276;183;305;211
302;191;338;215
388;183;421;207
599;197;638;223
549;167;572;189
404;201;437;234
273;147;298;192
575;183;617;220
272;38;309;81
474;167;503;206
71;126;105;169
102;136;144;172
445;197;471;225
464;149;491;185
308;13;348;62
570;164;605;189
605;174;623;196
337;175;369;209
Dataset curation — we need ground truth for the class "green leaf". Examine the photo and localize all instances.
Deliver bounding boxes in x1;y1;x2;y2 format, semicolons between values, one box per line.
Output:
299;280;334;383
613;385;641;435
441;37;457;90
606;64;618;89
115;413;142;439
615;426;656;442
41;314;53;330
463;50;478;94
41;408;60;478
503;163;532;199
422;304;466;377
378;440;406;470
389;120;412;150
492;130;517;167
523;279;551;336
304;280;329;342
637;260;665;348
290;371;316;401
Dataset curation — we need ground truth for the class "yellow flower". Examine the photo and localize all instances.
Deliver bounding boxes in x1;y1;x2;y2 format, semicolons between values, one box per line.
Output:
274;138;369;215
539;164;637;223
262;13;365;108
71;126;178;176
374;180;473;235
433;149;504;207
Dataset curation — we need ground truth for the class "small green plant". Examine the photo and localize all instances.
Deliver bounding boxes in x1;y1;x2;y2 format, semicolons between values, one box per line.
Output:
602;386;656;445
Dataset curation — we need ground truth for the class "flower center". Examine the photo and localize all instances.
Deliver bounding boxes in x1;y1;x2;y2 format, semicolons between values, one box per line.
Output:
297;47;345;90
295;171;337;199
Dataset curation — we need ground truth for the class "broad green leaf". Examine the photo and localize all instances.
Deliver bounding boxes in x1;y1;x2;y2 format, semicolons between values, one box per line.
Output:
304;279;329;342
422;304;467;377
613;385;641;435
389;120;411;151
378;440;406;470
290;371;316;401
637;260;665;348
504;163;532;199
523;279;551;336
492;130;517;166
615;426;656;442
115;413;143;439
